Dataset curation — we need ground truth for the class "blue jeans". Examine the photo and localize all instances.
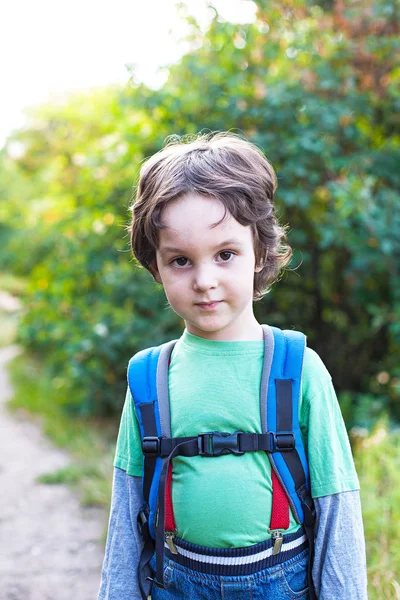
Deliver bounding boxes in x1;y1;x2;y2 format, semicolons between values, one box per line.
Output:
150;550;310;599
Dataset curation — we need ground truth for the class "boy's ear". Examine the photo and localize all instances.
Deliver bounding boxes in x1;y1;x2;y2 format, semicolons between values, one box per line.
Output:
255;249;268;273
149;261;162;284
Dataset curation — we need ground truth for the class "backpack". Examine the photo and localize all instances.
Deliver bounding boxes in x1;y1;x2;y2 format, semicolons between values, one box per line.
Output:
127;325;316;599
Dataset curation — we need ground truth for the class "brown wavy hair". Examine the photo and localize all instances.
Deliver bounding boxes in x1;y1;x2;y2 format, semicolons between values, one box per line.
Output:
128;132;292;300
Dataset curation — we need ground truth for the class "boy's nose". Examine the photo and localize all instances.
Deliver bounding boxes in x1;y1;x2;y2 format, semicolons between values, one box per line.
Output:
192;266;218;292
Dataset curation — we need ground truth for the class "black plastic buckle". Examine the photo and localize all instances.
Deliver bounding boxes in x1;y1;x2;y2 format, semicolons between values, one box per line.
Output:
198;431;244;456
270;432;295;452
142;436;161;456
137;507;149;535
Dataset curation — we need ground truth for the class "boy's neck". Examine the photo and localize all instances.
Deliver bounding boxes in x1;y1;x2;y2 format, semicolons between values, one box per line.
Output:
185;319;263;342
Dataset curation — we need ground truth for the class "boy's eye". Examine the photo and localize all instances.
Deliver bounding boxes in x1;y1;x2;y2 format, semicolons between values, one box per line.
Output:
219;251;233;262
172;257;188;267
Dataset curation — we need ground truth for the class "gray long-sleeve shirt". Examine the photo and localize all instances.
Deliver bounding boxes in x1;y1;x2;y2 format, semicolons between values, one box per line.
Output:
98;467;368;600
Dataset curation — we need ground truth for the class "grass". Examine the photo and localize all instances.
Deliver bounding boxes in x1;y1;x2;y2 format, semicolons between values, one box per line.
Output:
0;272;26;348
0;310;19;348
0;272;27;296
0;273;26;348
352;422;400;599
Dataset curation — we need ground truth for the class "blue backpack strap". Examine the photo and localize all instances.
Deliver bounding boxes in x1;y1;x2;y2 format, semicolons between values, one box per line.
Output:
127;340;176;535
127;340;176;600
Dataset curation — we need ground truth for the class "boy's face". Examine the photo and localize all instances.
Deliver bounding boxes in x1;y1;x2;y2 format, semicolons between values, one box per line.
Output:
151;193;263;341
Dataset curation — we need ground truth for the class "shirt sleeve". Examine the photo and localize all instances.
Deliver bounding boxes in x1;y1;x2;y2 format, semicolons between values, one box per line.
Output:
114;387;143;477
312;490;368;599
97;467;150;600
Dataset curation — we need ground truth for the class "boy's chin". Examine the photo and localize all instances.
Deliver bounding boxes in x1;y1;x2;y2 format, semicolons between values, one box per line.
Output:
184;319;237;340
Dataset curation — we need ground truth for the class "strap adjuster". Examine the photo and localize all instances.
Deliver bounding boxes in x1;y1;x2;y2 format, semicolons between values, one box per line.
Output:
142;436;161;456
270;432;295;452
137;507;149;535
198;431;244;456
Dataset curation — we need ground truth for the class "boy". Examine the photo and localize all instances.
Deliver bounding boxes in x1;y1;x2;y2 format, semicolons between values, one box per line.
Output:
98;133;368;599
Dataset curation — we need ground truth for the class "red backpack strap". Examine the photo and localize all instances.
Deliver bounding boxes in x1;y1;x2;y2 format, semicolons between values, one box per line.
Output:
165;462;176;532
270;468;290;530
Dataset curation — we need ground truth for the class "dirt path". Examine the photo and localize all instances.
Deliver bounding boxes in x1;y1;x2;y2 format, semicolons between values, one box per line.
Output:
0;345;106;600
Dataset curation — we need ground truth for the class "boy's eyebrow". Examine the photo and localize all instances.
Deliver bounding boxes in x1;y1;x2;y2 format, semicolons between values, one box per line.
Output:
159;239;244;255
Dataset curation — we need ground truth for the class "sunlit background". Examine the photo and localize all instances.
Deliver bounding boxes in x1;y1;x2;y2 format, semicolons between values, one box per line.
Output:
1;0;257;146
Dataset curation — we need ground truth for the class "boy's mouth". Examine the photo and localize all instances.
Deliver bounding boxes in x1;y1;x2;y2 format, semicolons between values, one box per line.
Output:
195;301;222;310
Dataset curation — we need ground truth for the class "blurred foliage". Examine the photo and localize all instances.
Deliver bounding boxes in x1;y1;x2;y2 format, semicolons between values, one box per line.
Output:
352;421;400;598
0;0;399;419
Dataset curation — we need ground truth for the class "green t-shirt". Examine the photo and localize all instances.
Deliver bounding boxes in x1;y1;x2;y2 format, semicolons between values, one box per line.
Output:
115;329;359;547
